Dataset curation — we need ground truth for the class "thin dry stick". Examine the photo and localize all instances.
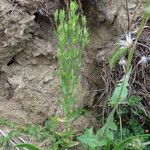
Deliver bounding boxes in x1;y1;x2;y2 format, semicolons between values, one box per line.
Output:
126;0;130;31
0;129;28;150
129;0;140;29
137;42;150;51
18;136;27;143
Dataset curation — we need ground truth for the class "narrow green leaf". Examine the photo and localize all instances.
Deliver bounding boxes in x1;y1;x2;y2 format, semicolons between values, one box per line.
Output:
107;138;120;150
144;1;150;16
109;121;117;130
106;129;114;140
109;69;131;106
16;143;41;150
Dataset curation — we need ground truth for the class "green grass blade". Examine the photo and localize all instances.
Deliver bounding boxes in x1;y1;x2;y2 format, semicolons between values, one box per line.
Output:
16;143;41;150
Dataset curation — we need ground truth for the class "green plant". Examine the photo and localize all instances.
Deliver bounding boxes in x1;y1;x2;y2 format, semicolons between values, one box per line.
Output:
78;127;107;149
20;124;49;141
0;118;17;128
127;95;141;106
0;130;21;147
1;1;149;150
54;1;88;128
114;116;145;141
78;1;150;149
15;1;89;150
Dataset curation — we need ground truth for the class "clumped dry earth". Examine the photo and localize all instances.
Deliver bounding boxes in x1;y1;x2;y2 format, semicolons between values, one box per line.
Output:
0;0;148;132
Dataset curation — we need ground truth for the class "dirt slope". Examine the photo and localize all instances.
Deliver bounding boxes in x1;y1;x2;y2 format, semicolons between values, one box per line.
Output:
0;0;145;125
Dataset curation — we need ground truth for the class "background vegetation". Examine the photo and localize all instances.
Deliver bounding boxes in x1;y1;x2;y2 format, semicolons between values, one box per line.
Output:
0;1;150;150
